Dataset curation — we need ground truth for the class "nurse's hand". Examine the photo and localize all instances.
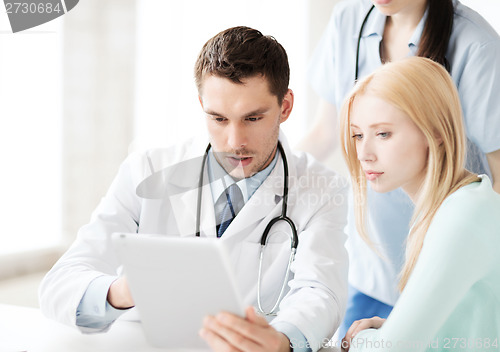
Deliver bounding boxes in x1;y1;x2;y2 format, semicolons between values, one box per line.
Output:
200;306;291;352
107;276;135;309
341;316;386;352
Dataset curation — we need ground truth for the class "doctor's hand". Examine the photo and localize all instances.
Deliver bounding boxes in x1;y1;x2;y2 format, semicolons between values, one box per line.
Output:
341;316;386;352
107;276;135;309
200;306;291;352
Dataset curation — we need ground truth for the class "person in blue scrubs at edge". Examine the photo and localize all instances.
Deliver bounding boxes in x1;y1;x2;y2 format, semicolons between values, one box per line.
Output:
298;0;500;339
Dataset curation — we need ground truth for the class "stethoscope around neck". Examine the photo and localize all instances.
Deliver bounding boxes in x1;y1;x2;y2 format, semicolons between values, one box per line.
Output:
355;4;375;82
195;141;298;316
356;4;450;81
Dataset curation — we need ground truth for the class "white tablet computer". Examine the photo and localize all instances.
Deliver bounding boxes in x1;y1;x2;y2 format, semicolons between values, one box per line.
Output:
112;233;245;349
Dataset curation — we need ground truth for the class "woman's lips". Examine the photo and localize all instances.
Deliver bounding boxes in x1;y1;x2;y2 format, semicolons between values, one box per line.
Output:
372;0;392;6
365;170;384;181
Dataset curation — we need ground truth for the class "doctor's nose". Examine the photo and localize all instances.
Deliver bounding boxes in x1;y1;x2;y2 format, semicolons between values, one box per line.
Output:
227;124;248;150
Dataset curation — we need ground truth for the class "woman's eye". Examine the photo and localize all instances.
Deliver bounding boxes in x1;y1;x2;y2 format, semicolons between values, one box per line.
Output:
352;134;363;140
377;132;391;138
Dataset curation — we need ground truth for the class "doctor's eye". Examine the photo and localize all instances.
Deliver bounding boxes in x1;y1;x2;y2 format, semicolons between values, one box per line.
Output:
210;116;227;123
246;116;263;122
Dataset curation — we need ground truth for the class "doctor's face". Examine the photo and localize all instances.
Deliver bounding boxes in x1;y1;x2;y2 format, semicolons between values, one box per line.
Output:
350;93;429;201
199;75;293;180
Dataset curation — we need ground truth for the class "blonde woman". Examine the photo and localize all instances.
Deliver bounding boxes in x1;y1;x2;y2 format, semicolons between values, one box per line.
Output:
339;57;500;352
303;0;500;339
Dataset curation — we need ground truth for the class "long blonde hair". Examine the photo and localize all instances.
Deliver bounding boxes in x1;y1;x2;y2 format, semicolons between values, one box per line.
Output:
340;57;479;290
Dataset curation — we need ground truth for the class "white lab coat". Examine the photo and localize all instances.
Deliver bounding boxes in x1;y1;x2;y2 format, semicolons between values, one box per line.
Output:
39;132;348;350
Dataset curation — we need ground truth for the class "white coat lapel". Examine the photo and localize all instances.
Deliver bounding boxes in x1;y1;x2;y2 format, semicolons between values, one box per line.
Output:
169;164;217;238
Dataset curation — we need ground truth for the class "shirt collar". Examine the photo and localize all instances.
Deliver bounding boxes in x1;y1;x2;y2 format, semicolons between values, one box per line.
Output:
361;4;429;50
408;5;428;49
361;6;386;39
207;147;278;204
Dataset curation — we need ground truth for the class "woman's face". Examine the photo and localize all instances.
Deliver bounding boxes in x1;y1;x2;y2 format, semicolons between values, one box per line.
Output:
371;0;427;17
349;93;429;201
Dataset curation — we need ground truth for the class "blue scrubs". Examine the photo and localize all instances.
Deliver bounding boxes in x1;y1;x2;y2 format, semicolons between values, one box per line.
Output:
339;285;393;339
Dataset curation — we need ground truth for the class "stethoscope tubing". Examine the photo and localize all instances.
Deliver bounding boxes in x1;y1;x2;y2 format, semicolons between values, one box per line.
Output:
355;4;375;82
195;141;298;316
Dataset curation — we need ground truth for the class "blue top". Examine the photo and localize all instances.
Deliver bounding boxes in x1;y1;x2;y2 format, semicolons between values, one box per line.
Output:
351;175;500;352
309;0;500;305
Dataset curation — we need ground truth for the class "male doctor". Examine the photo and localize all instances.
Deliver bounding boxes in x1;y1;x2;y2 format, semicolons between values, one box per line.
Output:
39;26;348;352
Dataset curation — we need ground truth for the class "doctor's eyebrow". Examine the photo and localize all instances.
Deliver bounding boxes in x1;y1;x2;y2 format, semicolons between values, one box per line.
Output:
204;108;271;119
243;108;270;117
204;109;225;117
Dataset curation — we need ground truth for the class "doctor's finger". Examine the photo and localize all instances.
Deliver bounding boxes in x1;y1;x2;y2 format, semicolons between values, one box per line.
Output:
199;327;244;352
245;306;269;327
216;312;264;344
205;316;262;352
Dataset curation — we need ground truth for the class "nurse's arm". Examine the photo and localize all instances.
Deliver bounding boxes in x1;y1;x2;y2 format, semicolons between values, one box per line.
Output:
486;149;500;193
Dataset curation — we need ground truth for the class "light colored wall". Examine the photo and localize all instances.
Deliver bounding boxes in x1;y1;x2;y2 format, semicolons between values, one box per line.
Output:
305;0;347;175
61;0;137;244
0;0;138;280
305;0;338;118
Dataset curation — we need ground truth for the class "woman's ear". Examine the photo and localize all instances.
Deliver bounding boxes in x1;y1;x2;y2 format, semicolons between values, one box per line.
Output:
434;130;443;146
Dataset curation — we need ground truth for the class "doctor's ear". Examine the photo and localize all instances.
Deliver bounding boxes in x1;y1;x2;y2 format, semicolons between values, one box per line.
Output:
279;89;294;124
198;95;204;108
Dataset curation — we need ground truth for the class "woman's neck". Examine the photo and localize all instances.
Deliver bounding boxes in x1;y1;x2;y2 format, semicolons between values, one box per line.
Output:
381;1;427;63
388;1;427;30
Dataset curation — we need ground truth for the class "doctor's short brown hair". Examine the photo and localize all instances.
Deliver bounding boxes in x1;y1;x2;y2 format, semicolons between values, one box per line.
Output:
194;26;290;105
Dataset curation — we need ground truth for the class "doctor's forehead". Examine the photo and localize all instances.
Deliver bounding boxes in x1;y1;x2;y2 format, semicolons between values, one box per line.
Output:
199;75;277;104
199;74;273;94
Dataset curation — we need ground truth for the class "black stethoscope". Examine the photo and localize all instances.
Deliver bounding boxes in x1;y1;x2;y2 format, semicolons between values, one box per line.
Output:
195;141;298;316
356;4;449;80
355;5;376;82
